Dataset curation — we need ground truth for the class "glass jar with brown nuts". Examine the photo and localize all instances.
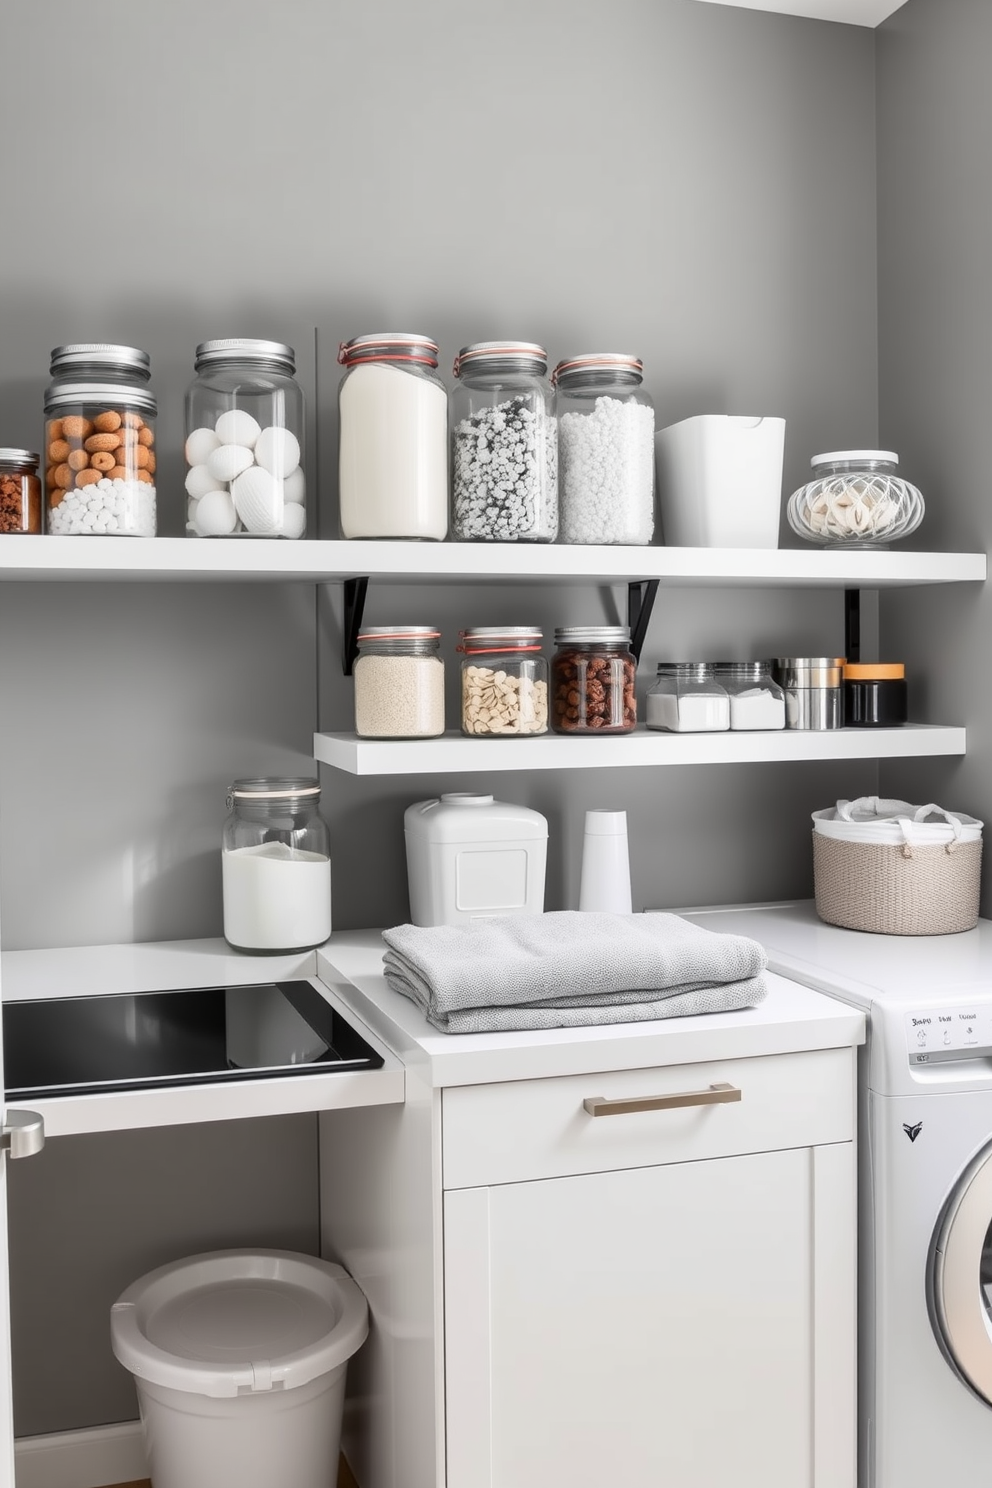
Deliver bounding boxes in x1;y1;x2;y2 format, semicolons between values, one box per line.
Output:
0;450;42;534
550;626;637;735
44;345;157;537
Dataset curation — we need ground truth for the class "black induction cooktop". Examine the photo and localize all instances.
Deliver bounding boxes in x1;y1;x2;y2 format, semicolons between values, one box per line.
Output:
3;980;383;1099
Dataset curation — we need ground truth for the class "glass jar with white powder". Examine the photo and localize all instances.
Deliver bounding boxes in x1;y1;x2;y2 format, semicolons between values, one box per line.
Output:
646;664;730;733
553;354;655;544
353;627;445;738
222;778;332;953
338;333;448;540
712;662;786;731
451;342;558;542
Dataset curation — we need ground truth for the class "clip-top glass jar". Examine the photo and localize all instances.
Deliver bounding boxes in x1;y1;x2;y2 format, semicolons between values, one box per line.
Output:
185;339;306;540
0;450;42;534
712;661;786;730
646;664;730;733
787;449;924;548
551;626;636;734
451;342;558;542
553;354;655;545
338;333;448;541
222;777;332;953
458;628;549;736
44;344;157;536
353;627;445;739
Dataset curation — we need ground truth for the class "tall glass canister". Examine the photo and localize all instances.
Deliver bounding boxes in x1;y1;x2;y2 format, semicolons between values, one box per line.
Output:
44;344;157;536
222;777;332;952
451;342;558;542
185;340;306;539
553;354;655;544
338;333;448;540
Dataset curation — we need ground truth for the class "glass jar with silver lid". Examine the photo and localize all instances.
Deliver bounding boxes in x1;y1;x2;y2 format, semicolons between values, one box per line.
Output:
550;626;636;734
451;342;558;542
184;339;306;540
459;628;548;736
646;664;730;733
772;657;844;730
44;344;157;536
712;662;786;731
553;354;655;545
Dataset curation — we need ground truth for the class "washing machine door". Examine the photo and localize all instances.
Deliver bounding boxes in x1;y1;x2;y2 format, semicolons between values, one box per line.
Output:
930;1140;992;1406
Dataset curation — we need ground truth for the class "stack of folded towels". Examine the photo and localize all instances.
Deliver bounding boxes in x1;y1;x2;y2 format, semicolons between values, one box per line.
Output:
381;912;768;1034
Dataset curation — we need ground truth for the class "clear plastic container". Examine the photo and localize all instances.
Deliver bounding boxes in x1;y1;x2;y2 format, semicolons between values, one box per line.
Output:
222;777;332;952
44;344;156;536
712;661;786;731
185;340;306;540
786;449;924;548
645;664;730;733
550;626;636;735
0;449;42;534
338;334;448;540
553;354;655;544
451;342;558;542
353;626;445;738
458;628;548;736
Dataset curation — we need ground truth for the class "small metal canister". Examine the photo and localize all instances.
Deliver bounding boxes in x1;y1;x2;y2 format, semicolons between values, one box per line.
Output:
773;656;844;730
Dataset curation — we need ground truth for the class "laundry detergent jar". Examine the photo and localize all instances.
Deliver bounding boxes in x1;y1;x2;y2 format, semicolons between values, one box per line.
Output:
403;793;548;927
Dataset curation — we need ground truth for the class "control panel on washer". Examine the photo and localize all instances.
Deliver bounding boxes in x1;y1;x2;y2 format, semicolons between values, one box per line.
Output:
906;1008;992;1064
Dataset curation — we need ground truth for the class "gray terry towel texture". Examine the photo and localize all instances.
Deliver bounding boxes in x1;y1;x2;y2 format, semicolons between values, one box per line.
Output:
380;912;768;1033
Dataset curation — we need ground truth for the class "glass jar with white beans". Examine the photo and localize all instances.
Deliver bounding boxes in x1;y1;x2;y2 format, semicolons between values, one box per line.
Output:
353;627;445;739
184;340;306;539
552;354;655;545
458;628;549;736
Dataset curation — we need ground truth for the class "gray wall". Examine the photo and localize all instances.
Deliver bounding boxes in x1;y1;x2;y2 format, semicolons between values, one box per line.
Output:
0;0;880;1438
876;0;991;903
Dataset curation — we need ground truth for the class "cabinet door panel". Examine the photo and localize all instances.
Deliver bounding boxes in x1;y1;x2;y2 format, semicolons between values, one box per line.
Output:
445;1148;817;1488
0;952;15;1487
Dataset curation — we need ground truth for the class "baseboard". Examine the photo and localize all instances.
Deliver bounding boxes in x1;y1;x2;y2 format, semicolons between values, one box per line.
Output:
14;1420;147;1488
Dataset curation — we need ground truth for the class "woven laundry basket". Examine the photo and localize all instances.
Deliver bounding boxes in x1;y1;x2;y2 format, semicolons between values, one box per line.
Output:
812;798;983;936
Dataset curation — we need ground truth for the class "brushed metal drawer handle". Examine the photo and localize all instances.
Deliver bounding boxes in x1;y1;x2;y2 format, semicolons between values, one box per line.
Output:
582;1083;742;1117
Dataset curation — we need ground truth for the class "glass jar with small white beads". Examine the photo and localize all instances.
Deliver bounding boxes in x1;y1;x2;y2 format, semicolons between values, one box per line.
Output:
184;339;306;540
451;342;558;542
553;354;655;545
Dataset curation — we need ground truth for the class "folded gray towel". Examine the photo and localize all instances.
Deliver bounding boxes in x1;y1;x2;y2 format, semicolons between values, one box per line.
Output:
381;912;768;1033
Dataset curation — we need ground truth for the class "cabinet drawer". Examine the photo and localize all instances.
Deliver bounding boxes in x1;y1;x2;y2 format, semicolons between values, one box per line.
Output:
442;1047;853;1189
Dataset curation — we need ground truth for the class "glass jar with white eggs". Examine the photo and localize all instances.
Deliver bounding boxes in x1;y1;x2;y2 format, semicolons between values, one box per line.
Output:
552;354;655;545
184;339;306;539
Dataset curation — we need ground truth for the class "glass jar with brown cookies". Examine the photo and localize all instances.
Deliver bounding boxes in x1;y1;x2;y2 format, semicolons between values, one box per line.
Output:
0;450;42;534
550;626;637;735
44;344;157;536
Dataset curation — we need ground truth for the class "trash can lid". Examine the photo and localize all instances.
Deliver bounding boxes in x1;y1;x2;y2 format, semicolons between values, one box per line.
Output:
111;1249;369;1398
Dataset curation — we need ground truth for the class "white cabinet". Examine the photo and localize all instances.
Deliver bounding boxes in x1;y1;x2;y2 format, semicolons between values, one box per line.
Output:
316;939;863;1488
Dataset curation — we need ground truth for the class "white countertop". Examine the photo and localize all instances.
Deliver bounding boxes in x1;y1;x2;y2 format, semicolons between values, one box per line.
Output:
316;928;865;1088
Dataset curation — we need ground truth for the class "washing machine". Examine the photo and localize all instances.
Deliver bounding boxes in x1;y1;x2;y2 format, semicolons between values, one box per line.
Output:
679;900;992;1488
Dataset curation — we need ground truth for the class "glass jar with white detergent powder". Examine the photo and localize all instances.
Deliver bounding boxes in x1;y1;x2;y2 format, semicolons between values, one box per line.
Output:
646;663;730;733
337;333;448;540
222;778;332;953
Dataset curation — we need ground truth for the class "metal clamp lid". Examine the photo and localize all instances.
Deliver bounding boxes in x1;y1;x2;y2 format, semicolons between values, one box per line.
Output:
551;353;643;388
554;625;631;646
356;626;441;641
453;342;548;378
50;344;151;375
0;449;39;466
338;334;439;368
44;383;157;414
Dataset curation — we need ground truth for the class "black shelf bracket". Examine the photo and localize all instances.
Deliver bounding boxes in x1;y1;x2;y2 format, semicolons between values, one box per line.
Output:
628;579;659;664
844;588;861;664
343;576;369;676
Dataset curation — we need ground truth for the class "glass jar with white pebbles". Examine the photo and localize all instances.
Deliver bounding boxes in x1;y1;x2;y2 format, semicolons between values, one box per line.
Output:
222;778;331;953
184;339;306;539
451;342;558;542
44;344;157;536
553;354;655;545
338;333;448;540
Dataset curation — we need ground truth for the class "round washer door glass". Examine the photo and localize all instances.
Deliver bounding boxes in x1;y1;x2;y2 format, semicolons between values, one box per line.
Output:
929;1142;992;1405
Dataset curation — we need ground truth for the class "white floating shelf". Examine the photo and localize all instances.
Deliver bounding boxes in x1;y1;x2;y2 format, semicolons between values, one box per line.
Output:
314;724;967;775
0;535;984;587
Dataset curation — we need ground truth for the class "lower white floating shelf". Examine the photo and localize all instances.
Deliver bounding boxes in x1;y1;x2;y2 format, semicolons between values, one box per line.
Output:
313;724;967;775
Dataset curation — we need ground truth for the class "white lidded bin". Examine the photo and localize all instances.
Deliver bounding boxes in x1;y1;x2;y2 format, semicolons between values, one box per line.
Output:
655;414;786;547
111;1249;368;1488
404;792;548;926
